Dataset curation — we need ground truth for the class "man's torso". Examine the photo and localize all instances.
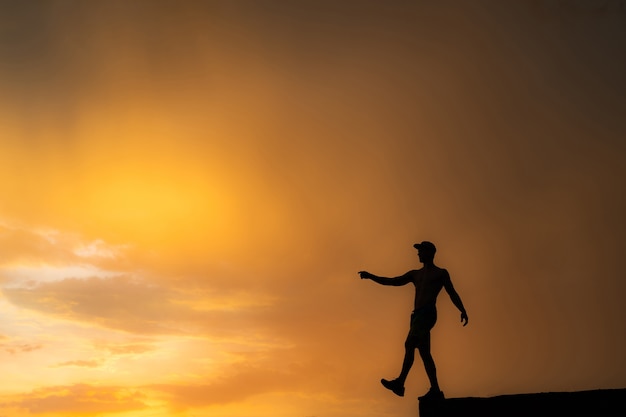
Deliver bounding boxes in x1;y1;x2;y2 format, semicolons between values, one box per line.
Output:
408;266;448;311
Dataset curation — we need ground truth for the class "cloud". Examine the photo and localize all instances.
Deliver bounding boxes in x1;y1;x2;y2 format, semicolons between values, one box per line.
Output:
4;384;146;415
0;342;42;355
93;341;156;356
0;224;74;267
51;360;101;369
48;341;158;370
2;275;189;334
151;365;301;409
1;275;276;341
0;222;135;288
148;344;377;412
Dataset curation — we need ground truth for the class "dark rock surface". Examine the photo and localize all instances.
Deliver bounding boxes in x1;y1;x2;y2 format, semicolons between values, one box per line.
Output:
418;388;626;416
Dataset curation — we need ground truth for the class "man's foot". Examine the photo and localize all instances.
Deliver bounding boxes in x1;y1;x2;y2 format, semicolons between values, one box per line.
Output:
418;388;445;401
381;378;405;397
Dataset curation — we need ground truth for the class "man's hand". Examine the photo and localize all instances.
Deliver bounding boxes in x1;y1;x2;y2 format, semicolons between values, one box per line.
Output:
461;311;468;326
358;271;373;279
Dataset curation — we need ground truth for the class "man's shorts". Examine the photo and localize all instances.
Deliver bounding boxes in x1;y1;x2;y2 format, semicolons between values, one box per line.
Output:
407;304;437;341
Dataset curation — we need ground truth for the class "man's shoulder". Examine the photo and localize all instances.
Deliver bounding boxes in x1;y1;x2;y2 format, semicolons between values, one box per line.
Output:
404;269;421;280
436;267;452;283
436;266;450;276
428;266;450;280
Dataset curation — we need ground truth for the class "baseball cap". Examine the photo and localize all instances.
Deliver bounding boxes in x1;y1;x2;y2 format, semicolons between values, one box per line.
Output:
413;241;436;253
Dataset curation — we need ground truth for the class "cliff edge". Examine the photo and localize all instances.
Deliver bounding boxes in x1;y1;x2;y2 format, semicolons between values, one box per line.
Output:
418;388;626;416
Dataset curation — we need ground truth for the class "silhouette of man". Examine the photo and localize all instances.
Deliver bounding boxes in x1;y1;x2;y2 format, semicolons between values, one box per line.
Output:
359;241;468;400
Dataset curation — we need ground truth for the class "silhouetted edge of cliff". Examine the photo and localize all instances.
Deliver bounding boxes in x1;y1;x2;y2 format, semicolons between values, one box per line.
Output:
418;388;626;417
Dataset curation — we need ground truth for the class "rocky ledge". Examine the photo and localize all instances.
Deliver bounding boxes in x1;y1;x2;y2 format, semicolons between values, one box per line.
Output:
418;388;626;417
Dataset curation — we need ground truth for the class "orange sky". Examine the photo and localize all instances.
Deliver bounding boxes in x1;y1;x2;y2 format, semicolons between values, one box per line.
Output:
0;2;625;416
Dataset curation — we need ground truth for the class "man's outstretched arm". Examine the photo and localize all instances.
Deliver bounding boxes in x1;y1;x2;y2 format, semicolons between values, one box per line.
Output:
358;271;412;286
442;271;469;326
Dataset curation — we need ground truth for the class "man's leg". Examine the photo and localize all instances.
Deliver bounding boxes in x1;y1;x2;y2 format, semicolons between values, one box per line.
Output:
417;333;443;398
398;337;417;385
381;336;416;396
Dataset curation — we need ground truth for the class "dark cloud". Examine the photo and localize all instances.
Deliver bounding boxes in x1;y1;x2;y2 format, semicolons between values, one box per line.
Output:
1;275;279;340
2;276;195;334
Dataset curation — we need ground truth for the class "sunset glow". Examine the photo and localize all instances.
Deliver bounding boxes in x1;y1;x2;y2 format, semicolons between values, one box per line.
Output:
1;2;625;417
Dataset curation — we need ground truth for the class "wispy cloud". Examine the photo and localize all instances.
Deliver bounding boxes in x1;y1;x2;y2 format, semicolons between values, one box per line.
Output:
2;384;147;415
151;366;302;409
51;360;101;369
0;342;42;355
93;341;156;356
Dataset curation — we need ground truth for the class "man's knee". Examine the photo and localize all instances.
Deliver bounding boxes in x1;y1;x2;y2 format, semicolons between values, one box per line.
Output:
404;337;418;350
417;343;431;357
416;337;430;353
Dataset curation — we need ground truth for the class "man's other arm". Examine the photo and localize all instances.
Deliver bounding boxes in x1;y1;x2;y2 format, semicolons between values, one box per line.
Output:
442;270;469;326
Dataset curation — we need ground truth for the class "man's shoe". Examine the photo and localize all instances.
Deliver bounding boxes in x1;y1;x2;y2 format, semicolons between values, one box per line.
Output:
418;388;445;401
381;378;405;397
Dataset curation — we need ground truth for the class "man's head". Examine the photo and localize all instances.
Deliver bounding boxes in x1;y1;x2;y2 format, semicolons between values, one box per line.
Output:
413;241;436;263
